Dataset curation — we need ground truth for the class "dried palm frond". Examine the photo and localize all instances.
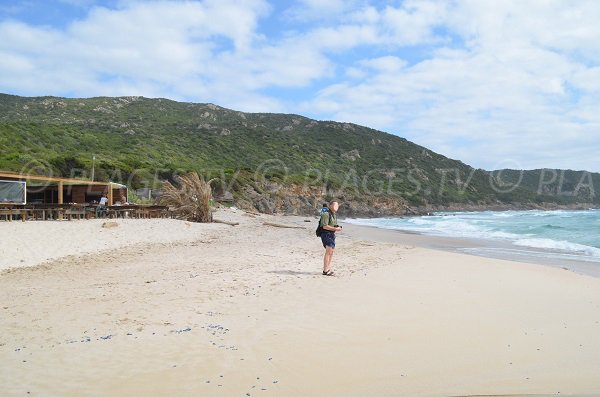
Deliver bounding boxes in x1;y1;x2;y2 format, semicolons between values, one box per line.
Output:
158;172;216;222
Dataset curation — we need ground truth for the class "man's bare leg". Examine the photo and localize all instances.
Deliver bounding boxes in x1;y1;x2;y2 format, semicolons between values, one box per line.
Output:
323;246;334;273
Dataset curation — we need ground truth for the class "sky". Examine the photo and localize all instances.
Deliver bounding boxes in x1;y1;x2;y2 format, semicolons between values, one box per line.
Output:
1;0;599;172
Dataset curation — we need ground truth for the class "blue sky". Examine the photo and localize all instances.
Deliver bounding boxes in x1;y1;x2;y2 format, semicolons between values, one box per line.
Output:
1;0;599;172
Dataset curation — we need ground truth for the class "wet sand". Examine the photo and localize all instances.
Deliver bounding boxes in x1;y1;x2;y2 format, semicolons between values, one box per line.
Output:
1;209;600;396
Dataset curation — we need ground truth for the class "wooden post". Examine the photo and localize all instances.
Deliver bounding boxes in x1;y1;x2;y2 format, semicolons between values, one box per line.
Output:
108;183;113;206
58;181;64;220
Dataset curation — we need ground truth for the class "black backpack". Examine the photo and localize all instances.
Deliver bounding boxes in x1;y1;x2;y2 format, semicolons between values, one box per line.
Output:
316;209;331;237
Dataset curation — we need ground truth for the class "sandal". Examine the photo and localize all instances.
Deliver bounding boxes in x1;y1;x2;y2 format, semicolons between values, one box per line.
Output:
322;270;335;276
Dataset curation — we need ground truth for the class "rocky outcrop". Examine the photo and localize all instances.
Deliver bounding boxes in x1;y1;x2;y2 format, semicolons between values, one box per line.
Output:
225;182;412;217
225;182;599;218
341;149;361;161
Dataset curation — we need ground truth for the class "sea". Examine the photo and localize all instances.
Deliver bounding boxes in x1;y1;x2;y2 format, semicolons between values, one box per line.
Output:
346;209;600;276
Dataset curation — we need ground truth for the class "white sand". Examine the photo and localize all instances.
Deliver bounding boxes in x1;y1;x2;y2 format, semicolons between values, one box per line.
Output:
0;218;224;271
1;208;599;396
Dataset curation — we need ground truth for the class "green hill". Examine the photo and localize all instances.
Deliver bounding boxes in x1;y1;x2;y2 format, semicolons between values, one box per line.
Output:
491;168;599;206
0;93;597;215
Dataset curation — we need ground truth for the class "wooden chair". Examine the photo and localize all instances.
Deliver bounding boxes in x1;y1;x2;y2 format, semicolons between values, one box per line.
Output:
0;205;27;222
0;207;13;221
63;204;86;220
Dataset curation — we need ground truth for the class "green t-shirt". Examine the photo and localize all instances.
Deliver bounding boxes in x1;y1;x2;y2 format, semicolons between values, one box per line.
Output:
319;210;337;230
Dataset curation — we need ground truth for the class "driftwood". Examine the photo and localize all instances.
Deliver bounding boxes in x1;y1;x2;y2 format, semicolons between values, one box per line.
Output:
262;221;305;229
212;218;239;226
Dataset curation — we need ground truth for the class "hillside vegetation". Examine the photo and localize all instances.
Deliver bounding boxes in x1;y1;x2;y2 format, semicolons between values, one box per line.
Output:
1;93;597;215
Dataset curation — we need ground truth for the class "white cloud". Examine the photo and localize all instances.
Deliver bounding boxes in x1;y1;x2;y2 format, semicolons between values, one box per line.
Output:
359;56;406;72
379;0;448;46
283;0;364;22
303;24;380;52
1;0;599;171
300;0;600;171
571;66;600;93
0;0;317;108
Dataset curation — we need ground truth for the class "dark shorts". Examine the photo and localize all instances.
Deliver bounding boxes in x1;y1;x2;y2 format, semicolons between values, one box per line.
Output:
321;231;336;249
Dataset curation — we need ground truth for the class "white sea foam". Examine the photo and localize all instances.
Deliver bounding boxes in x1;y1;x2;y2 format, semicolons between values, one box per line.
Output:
347;216;520;240
514;238;600;258
491;212;515;218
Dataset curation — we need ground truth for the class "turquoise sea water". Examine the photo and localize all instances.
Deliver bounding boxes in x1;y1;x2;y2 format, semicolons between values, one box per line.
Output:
346;210;600;264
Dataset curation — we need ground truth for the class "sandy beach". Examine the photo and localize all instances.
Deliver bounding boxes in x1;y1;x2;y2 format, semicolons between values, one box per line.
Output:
1;209;600;396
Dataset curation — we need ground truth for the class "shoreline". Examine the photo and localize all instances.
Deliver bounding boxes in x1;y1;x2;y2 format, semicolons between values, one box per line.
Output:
342;208;600;279
342;222;600;279
407;203;600;216
336;203;600;218
2;209;600;396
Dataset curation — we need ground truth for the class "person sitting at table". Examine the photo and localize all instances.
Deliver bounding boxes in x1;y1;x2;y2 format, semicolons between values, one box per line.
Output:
115;195;131;217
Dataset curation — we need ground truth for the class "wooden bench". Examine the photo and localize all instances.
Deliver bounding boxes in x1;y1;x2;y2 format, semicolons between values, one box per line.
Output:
0;205;27;222
63;205;87;220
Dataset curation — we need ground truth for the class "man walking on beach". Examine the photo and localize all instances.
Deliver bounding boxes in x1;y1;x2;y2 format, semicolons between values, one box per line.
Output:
320;200;342;276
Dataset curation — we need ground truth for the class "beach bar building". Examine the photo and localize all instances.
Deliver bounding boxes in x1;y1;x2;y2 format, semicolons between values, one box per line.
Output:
0;171;127;205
